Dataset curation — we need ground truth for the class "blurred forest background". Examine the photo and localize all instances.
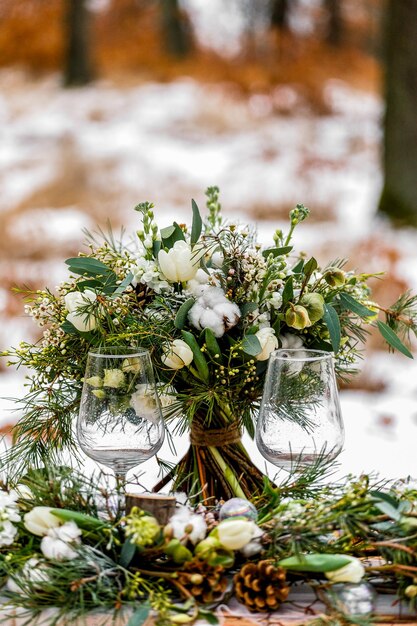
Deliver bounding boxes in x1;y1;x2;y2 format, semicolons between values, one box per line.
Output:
1;0;417;475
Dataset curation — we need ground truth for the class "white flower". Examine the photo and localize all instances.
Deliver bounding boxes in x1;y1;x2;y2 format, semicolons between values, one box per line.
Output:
268;291;283;310
161;339;193;370
41;521;81;562
169;506;207;545
239;525;264;557
0;489;20;523
188;287;240;338
64;289;97;333
41;536;78;561
325;557;365;583
53;521;82;543
211;250;224;268
121;357;142;374
130;384;160;423
131;257;171;294
85;375;103;388
217;519;258;550
186;269;210;297
103;368;125;388
0;520;18;547
24;507;61;536
158;241;200;283
7;558;49;594
279;333;304;349
255;327;278;361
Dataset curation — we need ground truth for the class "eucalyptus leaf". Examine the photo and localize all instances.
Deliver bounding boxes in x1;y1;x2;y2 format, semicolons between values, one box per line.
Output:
181;330;209;383
303;257;318;281
339;293;374;318
262;246;293;259
240;302;258;317
161;222;186;249
323;304;341;353
126;603;151;626
241;334;262;356
112;272;134;297
65;257;114;278
377;321;413;359
191;199;203;246
120;539;137;568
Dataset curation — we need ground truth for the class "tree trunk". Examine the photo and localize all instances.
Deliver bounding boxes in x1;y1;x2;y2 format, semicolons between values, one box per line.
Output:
63;0;94;87
379;0;417;226
161;0;191;58
325;0;343;46
271;0;289;30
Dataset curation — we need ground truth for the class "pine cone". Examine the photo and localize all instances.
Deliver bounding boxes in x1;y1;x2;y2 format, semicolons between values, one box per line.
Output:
135;284;153;308
233;559;290;612
177;559;228;605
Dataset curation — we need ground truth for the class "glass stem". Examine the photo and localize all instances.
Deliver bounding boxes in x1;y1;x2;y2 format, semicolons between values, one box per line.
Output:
115;471;127;515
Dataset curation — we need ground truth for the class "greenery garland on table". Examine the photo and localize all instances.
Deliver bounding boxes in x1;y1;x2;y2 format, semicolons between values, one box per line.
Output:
2;188;417;501
1;462;417;625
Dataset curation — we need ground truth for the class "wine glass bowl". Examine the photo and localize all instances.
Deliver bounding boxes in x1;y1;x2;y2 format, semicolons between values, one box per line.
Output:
256;349;344;471
77;347;165;482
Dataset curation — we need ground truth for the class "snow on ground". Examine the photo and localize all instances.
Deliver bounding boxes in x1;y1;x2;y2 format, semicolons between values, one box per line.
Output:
1;70;417;483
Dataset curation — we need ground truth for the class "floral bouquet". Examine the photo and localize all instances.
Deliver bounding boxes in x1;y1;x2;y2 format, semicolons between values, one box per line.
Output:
3;187;417;502
2;464;417;623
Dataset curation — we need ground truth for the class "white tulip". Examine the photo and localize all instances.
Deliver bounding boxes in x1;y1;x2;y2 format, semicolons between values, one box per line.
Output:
211;250;224;268
239;525;265;557
24;507;61;537
255;327;278;361
217;519;257;551
325;557;365;583
158;241;200;283
161;339;193;370
64;289;97;333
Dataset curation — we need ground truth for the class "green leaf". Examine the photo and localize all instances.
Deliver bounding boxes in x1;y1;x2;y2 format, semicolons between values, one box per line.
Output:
126;603;151;626
240;302;258;317
292;259;304;274
372;499;401;521
174;298;195;329
339;293;374;318
161;223;185;249
191;199;203;246
65;257;114;278
198;609;219;625
153;239;162;258
181;330;209;383
377;320;413;358
323;304;341;353
204;328;223;363
282;276;294;304
262;246;293;259
278;553;351;573
120;539;137;568
112;272;134;297
60;320;79;335
241;334;262;356
51;509;107;531
303;257;318;281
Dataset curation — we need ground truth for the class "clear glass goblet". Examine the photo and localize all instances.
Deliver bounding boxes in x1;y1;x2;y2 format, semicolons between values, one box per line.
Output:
256;349;344;471
77;347;165;487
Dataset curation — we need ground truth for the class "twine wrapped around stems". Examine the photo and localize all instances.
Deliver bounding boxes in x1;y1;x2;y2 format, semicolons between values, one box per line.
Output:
190;422;241;447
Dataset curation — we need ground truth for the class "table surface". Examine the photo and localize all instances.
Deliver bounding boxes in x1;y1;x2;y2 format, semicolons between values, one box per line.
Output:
1;588;416;626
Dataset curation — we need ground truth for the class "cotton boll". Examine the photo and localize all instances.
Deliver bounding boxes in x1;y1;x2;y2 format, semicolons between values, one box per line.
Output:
198;308;225;338
212;301;240;330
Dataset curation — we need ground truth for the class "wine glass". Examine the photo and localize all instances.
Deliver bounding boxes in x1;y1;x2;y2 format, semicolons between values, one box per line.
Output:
256;349;344;471
77;347;165;487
